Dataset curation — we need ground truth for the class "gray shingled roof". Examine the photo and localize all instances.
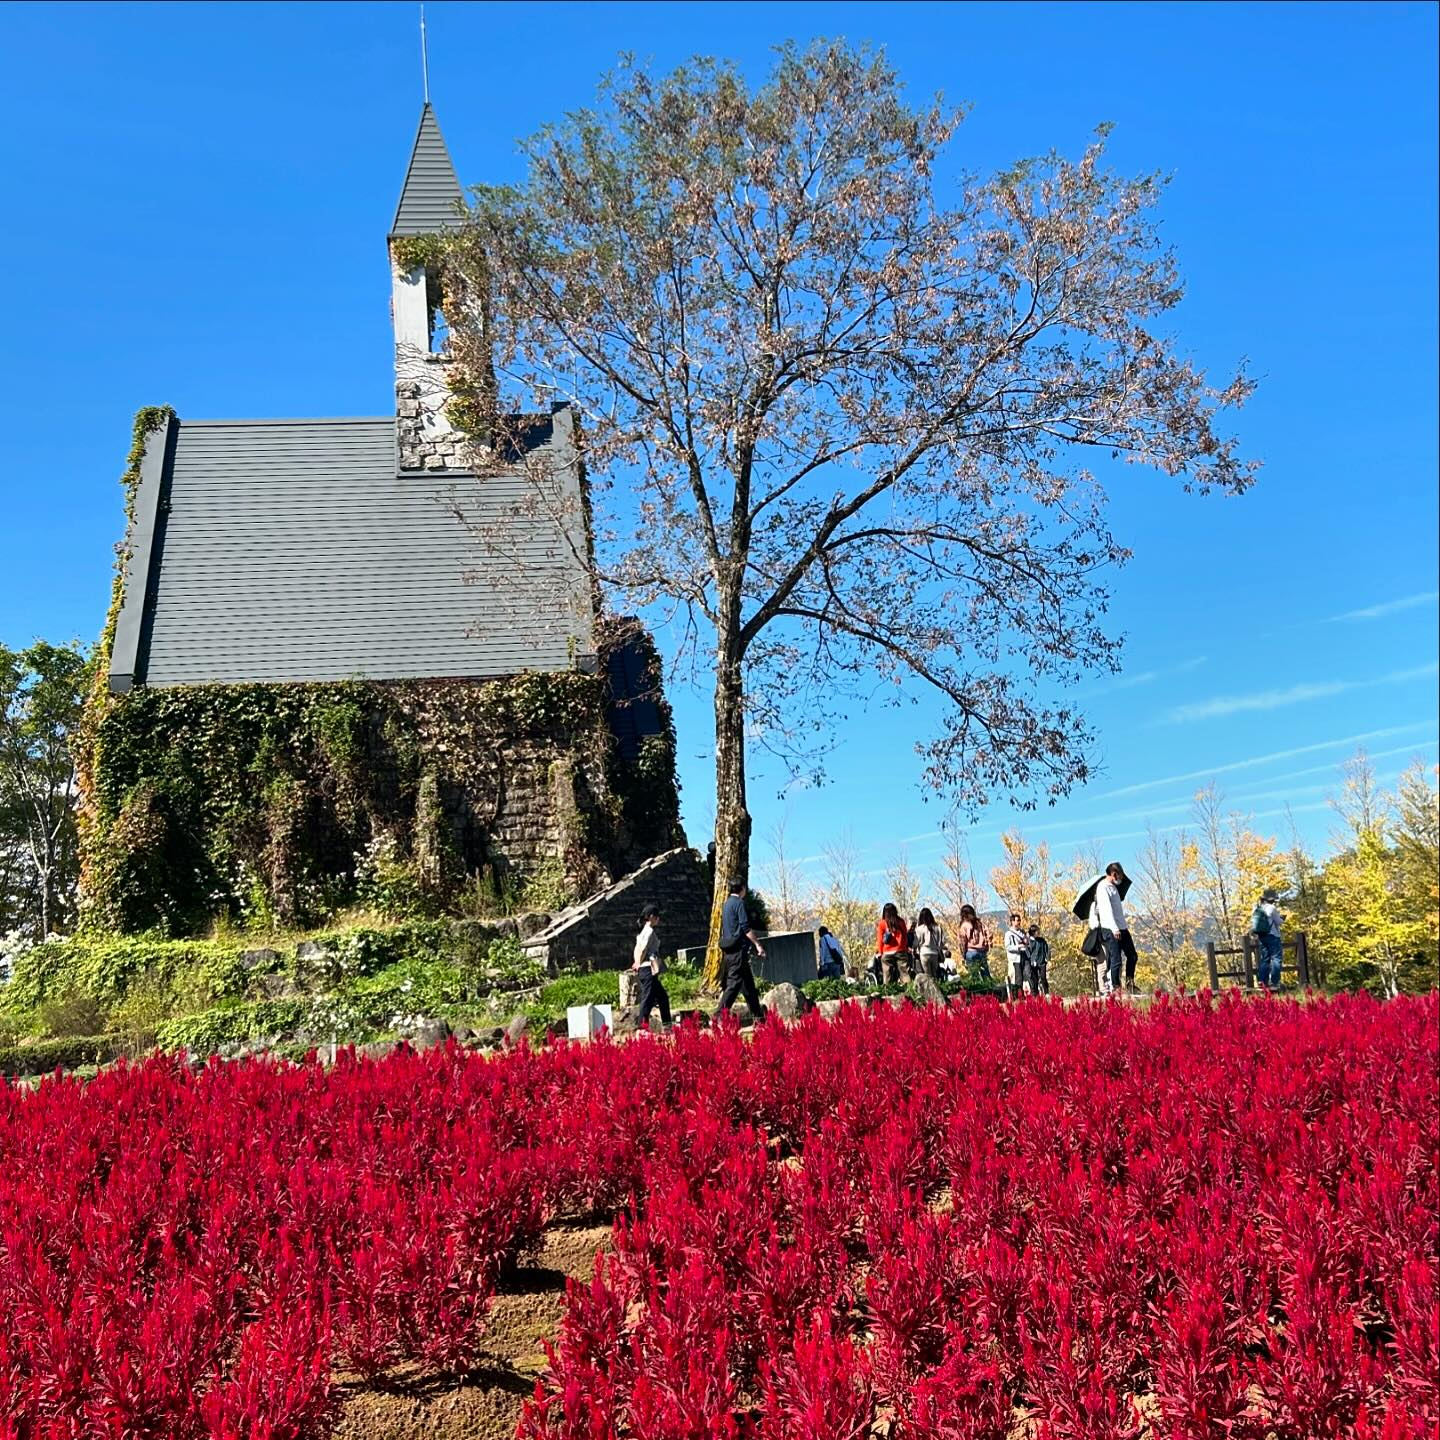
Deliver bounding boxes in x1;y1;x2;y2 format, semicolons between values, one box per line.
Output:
391;102;465;237
108;412;595;691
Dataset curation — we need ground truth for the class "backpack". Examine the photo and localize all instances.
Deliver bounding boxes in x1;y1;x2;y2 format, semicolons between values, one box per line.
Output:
1251;905;1271;936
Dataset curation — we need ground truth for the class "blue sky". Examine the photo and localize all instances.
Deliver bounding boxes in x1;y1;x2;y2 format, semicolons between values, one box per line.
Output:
1;1;1435;902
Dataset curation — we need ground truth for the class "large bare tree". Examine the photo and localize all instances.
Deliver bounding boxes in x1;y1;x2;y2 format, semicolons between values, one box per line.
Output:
448;42;1256;979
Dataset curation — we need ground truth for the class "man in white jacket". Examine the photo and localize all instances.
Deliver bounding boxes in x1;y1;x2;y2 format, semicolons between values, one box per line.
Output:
1093;862;1140;996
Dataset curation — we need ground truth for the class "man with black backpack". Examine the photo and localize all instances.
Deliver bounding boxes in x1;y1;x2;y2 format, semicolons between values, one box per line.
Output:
1251;888;1284;991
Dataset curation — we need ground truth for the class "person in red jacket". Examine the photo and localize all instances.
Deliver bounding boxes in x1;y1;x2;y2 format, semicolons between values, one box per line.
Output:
874;902;913;985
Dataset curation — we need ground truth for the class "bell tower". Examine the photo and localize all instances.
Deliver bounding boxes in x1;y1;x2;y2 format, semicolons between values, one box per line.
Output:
390;102;465;470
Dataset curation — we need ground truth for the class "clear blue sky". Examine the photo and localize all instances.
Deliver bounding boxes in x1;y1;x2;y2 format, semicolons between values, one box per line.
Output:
1;1;1435;902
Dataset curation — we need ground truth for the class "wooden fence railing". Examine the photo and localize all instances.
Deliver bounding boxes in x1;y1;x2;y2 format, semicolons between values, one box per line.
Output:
1205;931;1310;990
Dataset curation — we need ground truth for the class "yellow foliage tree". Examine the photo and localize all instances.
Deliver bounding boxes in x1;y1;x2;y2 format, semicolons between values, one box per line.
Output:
1186;783;1287;949
1134;826;1205;991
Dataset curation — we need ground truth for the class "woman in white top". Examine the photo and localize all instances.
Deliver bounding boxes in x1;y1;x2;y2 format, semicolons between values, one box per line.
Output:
912;907;946;981
632;903;671;1027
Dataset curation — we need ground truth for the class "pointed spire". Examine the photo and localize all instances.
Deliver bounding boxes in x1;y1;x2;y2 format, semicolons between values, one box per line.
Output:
390;102;464;238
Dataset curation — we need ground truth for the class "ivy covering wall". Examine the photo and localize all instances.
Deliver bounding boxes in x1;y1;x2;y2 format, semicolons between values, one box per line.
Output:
79;660;681;937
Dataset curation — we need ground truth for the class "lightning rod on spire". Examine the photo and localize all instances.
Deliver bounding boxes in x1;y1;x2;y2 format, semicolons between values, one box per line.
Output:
419;4;430;104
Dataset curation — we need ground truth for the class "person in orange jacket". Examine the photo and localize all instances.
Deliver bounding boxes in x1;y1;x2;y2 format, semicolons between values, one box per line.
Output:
874;902;913;986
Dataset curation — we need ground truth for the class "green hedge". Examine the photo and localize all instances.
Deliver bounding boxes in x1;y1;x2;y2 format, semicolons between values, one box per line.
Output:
0;1034;123;1078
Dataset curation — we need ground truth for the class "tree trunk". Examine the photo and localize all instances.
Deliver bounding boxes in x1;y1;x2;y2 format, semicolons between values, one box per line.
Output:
703;645;751;989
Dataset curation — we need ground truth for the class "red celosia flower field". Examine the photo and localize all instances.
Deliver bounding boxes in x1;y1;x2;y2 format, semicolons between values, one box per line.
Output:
1;994;1436;1440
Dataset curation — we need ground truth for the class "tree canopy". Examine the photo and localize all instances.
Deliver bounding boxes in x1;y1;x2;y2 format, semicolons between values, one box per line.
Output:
441;40;1257;973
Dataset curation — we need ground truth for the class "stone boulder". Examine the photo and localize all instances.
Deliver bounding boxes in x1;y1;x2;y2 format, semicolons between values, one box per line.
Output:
617;969;644;1010
515;912;553;941
359;1040;397;1061
292;940;334;987
398;1017;450;1050
238;947;283;971
815;998;845;1021
256;972;302;1001
504;1013;530;1047
911;975;947;1009
761;983;806;1022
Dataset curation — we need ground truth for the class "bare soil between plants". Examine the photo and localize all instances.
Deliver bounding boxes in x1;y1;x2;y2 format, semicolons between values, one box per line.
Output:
333;1221;610;1440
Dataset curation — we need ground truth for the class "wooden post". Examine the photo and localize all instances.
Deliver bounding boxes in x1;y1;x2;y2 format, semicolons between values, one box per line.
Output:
1242;934;1255;989
1206;941;1219;991
1295;931;1310;989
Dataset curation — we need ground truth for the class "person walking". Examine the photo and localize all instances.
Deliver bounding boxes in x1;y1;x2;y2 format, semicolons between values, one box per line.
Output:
912;907;947;981
1251;887;1284;991
631;903;672;1028
955;905;992;980
1092;862;1140;996
874;902;914;985
718;878;767;1019
1003;913;1032;999
1027;923;1051;997
816;925;847;980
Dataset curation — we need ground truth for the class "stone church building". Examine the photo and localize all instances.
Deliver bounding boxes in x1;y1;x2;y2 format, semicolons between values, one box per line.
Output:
85;105;685;935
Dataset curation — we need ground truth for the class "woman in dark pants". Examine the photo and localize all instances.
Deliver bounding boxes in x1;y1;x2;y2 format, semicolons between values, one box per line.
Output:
632;903;671;1027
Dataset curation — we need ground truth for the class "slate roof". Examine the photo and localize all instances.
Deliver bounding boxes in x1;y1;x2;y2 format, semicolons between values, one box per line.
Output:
391;102;465;237
108;410;594;692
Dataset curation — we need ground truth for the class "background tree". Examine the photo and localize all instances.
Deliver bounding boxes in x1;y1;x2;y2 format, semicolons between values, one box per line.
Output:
987;828;1057;925
1187;782;1285;948
1315;756;1438;997
0;642;90;939
759;813;810;932
884;846;922;924
934;809;983;941
1050;848;1104;996
1133;825;1203;990
452;42;1256;981
817;829;873;976
1282;808;1329;986
1391;761;1439;967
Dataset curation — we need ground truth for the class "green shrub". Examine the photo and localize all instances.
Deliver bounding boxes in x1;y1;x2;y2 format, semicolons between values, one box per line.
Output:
156;1001;306;1053
801;977;882;1002
3;933;250;1026
36;988;110;1039
343;956;475;1017
519;858;574;913
0;1034;122;1078
289;922;452;987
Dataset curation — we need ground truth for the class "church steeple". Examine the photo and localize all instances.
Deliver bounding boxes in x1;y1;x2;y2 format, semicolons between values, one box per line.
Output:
391;102;464;238
390;103;465;471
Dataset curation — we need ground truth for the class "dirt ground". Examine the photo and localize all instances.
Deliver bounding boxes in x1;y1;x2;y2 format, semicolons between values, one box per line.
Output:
332;1221;610;1440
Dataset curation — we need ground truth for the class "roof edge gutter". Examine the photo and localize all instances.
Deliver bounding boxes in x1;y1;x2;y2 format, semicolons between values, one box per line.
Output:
109;412;177;694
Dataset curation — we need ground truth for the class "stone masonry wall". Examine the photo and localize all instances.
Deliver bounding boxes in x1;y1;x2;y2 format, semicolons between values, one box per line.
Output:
522;847;712;974
396;374;468;471
477;735;610;886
